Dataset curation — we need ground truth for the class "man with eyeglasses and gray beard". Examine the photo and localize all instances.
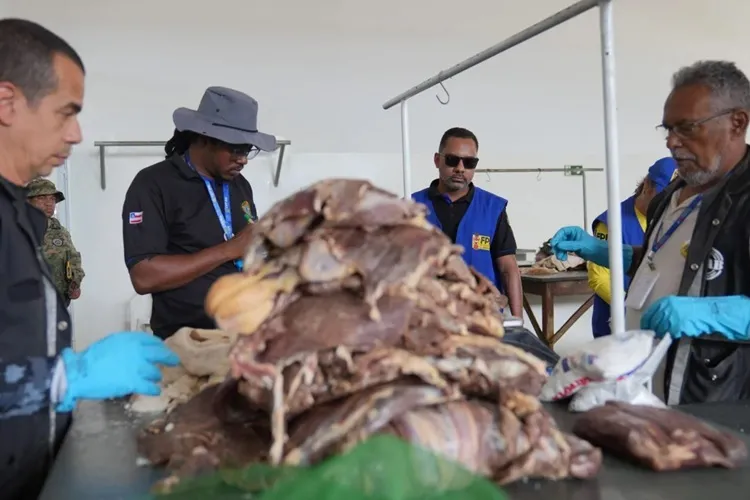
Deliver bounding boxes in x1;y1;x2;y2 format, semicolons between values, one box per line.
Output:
550;60;750;405
412;127;523;320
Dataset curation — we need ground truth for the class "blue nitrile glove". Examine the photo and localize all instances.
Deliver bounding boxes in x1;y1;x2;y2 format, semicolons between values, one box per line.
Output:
56;332;179;412
641;295;750;340
549;226;633;270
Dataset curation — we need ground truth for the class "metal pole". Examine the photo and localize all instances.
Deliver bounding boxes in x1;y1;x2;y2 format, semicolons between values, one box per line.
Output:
582;170;589;231
475;168;603;173
400;101;412;199
382;0;601;109
93;140;291;147
93;139;291;191
98;144;106;190
60;160;77;339
273;143;287;187
599;0;625;336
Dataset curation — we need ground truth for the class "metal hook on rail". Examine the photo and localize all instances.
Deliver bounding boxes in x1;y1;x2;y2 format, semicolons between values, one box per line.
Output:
485;171;491;182
436;81;450;105
537;168;542;181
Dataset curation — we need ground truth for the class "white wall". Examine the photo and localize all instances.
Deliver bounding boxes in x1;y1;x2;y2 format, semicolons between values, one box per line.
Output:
7;0;750;351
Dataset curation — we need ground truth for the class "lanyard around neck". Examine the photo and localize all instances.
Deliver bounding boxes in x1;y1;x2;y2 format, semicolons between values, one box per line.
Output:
184;153;233;241
646;193;702;268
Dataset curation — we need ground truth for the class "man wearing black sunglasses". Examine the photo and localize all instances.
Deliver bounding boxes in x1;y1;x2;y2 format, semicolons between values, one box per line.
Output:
412;127;523;318
122;87;278;339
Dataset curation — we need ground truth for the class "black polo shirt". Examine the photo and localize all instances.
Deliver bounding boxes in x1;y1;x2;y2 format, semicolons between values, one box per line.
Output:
426;180;516;259
122;154;258;338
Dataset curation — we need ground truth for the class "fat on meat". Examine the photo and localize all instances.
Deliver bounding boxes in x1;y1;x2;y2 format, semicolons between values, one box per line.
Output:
138;179;602;494
573;401;747;471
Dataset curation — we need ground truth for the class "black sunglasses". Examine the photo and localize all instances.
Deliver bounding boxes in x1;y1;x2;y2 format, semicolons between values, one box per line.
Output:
441;153;479;169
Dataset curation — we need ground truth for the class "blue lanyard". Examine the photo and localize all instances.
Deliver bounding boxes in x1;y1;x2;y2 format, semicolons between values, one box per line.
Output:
646;194;702;269
205;180;233;241
184;153;242;270
185;153;233;240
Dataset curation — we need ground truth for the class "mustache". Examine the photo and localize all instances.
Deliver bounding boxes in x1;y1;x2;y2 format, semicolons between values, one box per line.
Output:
671;151;696;161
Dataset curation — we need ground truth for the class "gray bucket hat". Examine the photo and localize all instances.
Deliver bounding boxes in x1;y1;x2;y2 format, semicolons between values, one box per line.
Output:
173;87;277;152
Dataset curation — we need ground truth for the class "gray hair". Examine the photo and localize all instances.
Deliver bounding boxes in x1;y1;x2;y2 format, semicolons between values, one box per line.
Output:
671;60;750;111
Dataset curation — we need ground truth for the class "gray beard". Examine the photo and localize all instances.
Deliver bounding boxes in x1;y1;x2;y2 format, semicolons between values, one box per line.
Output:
678;155;722;186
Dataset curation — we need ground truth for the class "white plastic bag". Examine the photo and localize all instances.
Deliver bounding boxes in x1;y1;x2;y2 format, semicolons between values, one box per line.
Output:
567;333;673;412
539;330;655;401
539;330;672;411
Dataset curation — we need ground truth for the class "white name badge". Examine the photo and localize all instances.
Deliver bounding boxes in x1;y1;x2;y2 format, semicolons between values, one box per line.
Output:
625;271;659;311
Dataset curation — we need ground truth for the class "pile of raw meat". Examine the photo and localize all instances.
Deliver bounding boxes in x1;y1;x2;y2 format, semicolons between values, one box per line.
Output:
137;179;602;492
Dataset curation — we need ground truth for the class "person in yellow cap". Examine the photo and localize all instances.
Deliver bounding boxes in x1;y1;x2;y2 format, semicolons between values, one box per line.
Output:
26;177;85;306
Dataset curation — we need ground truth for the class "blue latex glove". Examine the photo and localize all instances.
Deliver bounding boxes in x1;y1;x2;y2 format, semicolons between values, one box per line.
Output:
641;295;750;340
549;226;633;270
57;332;179;412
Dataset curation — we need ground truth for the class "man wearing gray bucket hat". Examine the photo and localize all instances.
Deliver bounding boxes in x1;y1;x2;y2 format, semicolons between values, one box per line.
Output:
122;86;277;339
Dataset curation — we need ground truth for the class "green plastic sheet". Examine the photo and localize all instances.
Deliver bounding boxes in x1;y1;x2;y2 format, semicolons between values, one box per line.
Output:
154;435;507;500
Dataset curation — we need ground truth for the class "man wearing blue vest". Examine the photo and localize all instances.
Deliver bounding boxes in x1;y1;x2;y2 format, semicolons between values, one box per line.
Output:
588;157;677;337
412;127;522;318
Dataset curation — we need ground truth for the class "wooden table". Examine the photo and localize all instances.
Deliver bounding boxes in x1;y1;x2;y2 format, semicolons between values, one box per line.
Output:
521;270;594;347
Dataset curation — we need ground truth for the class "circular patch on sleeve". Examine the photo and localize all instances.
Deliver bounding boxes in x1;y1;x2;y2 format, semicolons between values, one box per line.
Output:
52;238;63;247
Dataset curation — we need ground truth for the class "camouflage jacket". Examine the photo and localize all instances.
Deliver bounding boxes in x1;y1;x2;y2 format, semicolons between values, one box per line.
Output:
42;217;84;300
0;356;56;419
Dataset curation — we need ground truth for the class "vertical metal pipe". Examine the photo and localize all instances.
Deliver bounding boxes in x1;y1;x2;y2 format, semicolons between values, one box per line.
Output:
273;144;286;187
599;0;625;336
98;144;106;190
581;170;589;231
400;101;412;199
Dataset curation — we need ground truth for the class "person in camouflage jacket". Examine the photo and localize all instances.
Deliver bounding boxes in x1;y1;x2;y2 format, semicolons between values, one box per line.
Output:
26;178;85;306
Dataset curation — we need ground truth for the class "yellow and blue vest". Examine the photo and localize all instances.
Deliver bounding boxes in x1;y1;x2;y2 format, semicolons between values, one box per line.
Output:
591;195;645;336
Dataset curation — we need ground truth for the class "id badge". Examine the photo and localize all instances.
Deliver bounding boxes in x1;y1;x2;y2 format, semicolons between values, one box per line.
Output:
625;271;659;311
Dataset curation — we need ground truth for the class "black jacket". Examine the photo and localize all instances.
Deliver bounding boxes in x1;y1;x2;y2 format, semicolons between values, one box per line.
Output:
643;147;750;404
0;175;72;499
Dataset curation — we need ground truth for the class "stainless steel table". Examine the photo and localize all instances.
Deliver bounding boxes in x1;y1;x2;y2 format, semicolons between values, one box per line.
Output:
40;399;750;499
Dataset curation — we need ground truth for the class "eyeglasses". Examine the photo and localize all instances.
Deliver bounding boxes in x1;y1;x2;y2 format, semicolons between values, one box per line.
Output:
209;137;260;159
226;144;260;159
440;154;479;169
656;109;736;139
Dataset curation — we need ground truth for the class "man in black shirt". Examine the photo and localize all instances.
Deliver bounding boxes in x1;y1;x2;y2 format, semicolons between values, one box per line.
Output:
122;87;277;339
412;127;523;317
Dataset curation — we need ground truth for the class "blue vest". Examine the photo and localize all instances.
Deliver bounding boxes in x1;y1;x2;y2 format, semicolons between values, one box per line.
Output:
412;186;508;292
591;195;645;337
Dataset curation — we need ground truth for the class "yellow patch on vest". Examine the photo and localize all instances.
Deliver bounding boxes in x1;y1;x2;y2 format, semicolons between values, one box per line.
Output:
472;234;491;251
680;241;689;258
